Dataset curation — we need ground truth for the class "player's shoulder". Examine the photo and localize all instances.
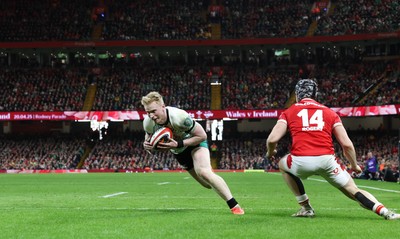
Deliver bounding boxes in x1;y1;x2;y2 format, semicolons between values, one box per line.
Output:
167;106;190;120
166;106;187;115
143;115;152;125
143;116;156;133
167;106;193;129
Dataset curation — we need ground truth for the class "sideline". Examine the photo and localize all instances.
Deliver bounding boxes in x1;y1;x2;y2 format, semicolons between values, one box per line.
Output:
307;177;400;194
269;172;400;194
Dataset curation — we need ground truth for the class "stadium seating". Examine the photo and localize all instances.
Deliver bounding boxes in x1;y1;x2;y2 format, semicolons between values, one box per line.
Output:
0;0;398;179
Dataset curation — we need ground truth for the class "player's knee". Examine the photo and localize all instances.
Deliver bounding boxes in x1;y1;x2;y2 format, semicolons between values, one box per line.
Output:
195;168;213;181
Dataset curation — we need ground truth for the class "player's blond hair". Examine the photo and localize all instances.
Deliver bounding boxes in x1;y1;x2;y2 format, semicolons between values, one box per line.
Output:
141;91;164;106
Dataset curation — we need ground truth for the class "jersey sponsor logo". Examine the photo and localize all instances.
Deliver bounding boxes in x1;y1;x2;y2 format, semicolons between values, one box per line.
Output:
184;117;193;127
332;167;339;175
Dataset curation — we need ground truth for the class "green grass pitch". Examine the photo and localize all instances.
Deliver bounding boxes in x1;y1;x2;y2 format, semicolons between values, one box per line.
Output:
1;172;399;239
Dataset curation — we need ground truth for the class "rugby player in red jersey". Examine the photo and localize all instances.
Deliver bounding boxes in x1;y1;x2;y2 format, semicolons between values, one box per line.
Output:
266;79;400;220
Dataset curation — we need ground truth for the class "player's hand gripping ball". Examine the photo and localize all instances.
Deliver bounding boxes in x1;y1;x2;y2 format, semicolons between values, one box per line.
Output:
149;127;173;150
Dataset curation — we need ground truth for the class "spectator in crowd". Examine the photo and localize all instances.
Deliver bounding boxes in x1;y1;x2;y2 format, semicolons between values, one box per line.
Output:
364;151;378;180
381;161;399;183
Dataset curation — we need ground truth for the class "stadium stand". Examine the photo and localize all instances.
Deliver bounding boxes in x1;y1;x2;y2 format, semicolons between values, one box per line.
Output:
0;0;398;181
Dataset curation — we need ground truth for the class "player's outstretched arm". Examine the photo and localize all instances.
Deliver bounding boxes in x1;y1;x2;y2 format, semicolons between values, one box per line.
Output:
333;125;361;173
266;121;287;158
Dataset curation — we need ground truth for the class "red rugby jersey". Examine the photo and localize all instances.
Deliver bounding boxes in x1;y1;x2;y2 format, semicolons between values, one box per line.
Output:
279;98;343;156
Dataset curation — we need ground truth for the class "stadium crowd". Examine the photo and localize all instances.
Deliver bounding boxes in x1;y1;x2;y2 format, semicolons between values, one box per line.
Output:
315;0;400;36
219;0;312;39
0;0;398;183
0;134;86;170
0;0;398;42
0;60;398;112
0;68;87;111
0;129;398;182
100;0;211;40
0;0;94;41
91;66;211;111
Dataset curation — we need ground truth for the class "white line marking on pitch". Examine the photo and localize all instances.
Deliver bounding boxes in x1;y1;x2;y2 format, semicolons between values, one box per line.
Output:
356;185;400;194
157;182;171;185
308;177;400;193
100;192;128;198
271;173;400;194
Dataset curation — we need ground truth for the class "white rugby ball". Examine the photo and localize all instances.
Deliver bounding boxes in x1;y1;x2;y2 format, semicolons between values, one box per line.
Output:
149;127;173;149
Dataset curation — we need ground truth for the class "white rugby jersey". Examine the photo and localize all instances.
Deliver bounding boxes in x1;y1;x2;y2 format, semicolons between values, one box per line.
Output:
143;106;196;154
